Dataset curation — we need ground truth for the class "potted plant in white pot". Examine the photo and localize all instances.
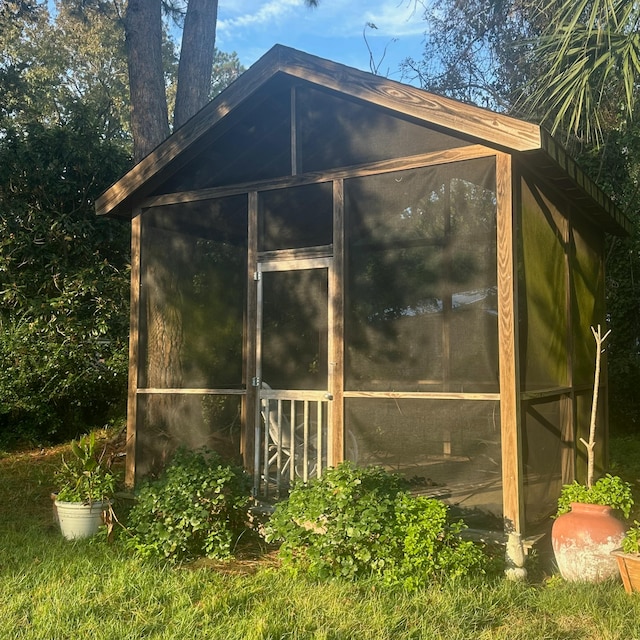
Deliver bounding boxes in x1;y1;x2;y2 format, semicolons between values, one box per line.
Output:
612;522;640;593
551;325;634;582
53;433;117;540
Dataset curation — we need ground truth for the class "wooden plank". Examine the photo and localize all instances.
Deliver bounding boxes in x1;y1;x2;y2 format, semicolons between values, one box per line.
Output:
343;391;501;401
258;246;333;263
140;145;498;209
136;388;246;395
260;389;330;401
125;209;142;488
245;191;259;472
260;256;332;272
520;386;572;400
496;152;524;535
331;180;345;466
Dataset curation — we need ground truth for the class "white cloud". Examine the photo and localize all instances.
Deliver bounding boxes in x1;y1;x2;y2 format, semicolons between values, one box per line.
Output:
218;0;306;34
219;0;426;39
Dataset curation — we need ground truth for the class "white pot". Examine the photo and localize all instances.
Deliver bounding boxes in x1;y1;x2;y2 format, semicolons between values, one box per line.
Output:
54;500;109;540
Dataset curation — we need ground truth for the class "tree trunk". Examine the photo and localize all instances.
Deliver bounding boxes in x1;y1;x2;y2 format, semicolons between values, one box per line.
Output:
173;0;219;129
124;0;170;162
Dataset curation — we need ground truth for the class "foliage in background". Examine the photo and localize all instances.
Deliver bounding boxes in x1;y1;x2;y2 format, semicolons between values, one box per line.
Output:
523;0;640;145
265;462;487;588
126;448;252;562
556;473;634;518
0;115;131;446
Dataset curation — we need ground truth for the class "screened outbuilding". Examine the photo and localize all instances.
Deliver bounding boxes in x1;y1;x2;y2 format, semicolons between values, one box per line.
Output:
97;45;631;558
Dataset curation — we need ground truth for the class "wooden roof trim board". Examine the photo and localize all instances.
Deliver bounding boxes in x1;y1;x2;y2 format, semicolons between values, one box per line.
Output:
95;44;630;236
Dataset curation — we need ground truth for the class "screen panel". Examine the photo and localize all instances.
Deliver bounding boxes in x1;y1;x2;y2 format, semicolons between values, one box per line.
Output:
345;159;498;392
258;182;333;252
297;85;471;173
153;80;292;194
570;218;605;386
518;176;569;390
139;196;247;389
522;397;568;529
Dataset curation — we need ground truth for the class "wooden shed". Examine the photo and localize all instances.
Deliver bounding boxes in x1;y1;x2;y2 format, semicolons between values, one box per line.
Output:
97;45;630;552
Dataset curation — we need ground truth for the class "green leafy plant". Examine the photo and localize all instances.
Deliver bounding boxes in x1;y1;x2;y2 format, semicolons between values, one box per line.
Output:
55;433;117;503
622;521;640;555
264;461;486;587
126;448;252;562
556;474;634;518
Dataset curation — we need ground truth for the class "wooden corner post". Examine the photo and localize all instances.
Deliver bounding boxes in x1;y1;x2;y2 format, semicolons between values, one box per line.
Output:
125;208;142;488
496;154;526;578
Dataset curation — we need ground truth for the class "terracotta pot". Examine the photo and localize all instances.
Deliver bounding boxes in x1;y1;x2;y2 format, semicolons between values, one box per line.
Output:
552;502;626;582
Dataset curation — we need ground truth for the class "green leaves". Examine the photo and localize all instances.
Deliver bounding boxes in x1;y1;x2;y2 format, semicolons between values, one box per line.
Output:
527;0;640;143
126;448;251;562
265;462;487;588
556;474;634;518
55;433;117;503
622;520;640;554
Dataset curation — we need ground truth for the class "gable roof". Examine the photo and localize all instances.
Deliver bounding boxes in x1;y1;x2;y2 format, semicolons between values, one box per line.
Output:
96;44;631;235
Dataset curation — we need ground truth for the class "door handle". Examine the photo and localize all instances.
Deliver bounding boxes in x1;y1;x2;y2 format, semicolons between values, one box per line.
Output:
324;393;333;400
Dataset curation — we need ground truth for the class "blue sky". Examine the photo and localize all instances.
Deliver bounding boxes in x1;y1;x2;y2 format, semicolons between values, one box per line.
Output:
215;0;428;82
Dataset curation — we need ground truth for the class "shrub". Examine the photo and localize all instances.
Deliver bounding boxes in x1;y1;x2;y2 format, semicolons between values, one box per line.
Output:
55;433;117;503
556;474;634;518
126;448;252;562
265;461;486;587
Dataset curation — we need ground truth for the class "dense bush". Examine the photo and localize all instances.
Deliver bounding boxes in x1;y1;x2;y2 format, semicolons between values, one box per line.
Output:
0;117;131;446
126;448;252;562
265;462;487;587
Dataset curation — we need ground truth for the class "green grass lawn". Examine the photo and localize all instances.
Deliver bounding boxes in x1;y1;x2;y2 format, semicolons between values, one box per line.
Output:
2;434;640;640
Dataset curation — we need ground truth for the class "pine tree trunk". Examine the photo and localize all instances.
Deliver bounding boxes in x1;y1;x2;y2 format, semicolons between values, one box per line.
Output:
124;0;170;162
173;0;219;129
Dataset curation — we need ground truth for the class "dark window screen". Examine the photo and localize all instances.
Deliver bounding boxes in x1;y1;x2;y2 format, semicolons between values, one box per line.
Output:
259;182;333;251
570;219;605;386
154;81;291;193
522;397;567;529
260;267;328;391
139;196;247;389
297;86;471;173
519;176;569;390
345;159;498;392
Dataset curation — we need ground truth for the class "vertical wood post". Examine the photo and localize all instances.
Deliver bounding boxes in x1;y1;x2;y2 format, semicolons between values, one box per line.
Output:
331;179;345;466
244;191;258;474
125;208;142;488
496;154;525;577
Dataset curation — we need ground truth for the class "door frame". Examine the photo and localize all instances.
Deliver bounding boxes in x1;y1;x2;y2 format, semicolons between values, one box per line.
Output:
253;254;338;495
